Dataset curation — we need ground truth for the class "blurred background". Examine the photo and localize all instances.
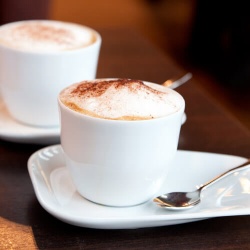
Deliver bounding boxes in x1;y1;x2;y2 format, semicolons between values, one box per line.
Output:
0;0;249;129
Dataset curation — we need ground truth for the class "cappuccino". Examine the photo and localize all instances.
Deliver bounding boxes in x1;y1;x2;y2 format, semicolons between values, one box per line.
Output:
59;78;185;206
59;78;184;120
0;20;96;52
0;20;101;127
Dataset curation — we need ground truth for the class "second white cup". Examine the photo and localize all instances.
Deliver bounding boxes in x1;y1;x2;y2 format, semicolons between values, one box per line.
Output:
0;20;101;127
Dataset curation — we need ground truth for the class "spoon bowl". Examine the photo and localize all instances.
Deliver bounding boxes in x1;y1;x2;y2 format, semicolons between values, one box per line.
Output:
154;191;201;210
154;159;250;210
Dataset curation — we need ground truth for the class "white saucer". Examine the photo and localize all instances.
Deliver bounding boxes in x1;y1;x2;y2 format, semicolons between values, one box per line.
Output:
28;145;250;229
0;100;60;144
0;99;186;144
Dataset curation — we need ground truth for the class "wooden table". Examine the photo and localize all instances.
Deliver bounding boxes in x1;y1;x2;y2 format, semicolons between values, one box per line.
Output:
0;28;249;249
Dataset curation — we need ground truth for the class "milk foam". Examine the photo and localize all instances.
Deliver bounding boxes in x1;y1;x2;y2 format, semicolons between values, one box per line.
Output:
0;20;96;52
60;79;184;120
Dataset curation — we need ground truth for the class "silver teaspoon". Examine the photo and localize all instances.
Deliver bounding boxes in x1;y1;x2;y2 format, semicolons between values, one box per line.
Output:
163;72;192;89
153;159;250;210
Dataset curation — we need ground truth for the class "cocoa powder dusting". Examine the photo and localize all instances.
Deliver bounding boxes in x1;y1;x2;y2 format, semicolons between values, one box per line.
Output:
59;78;181;120
13;23;75;46
70;79;164;98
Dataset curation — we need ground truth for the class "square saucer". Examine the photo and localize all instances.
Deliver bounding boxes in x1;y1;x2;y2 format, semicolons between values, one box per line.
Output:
28;145;250;229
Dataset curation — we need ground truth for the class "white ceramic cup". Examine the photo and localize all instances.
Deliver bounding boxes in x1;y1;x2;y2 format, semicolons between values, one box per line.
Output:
58;81;185;207
0;20;101;127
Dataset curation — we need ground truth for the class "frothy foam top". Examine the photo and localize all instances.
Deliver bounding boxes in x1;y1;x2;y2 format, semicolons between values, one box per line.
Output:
0;20;96;52
59;79;184;120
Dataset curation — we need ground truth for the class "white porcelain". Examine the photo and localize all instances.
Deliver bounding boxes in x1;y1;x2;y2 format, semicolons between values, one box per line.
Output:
0;99;59;144
58;85;185;206
0;99;186;144
0;20;101;127
27;145;250;229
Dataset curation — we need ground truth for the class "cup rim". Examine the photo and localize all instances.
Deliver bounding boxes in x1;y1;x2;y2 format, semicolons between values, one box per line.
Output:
0;20;101;55
58;79;185;124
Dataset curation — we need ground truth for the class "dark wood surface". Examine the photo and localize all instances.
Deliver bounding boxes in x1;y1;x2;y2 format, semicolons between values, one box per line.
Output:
0;28;249;249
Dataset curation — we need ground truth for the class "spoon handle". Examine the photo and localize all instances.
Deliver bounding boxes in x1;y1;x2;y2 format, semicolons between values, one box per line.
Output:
163;72;192;89
199;159;250;191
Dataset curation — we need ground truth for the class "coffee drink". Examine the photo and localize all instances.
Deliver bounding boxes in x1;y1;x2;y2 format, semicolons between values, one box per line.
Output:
58;78;185;206
0;20;96;52
59;78;184;120
0;20;101;127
